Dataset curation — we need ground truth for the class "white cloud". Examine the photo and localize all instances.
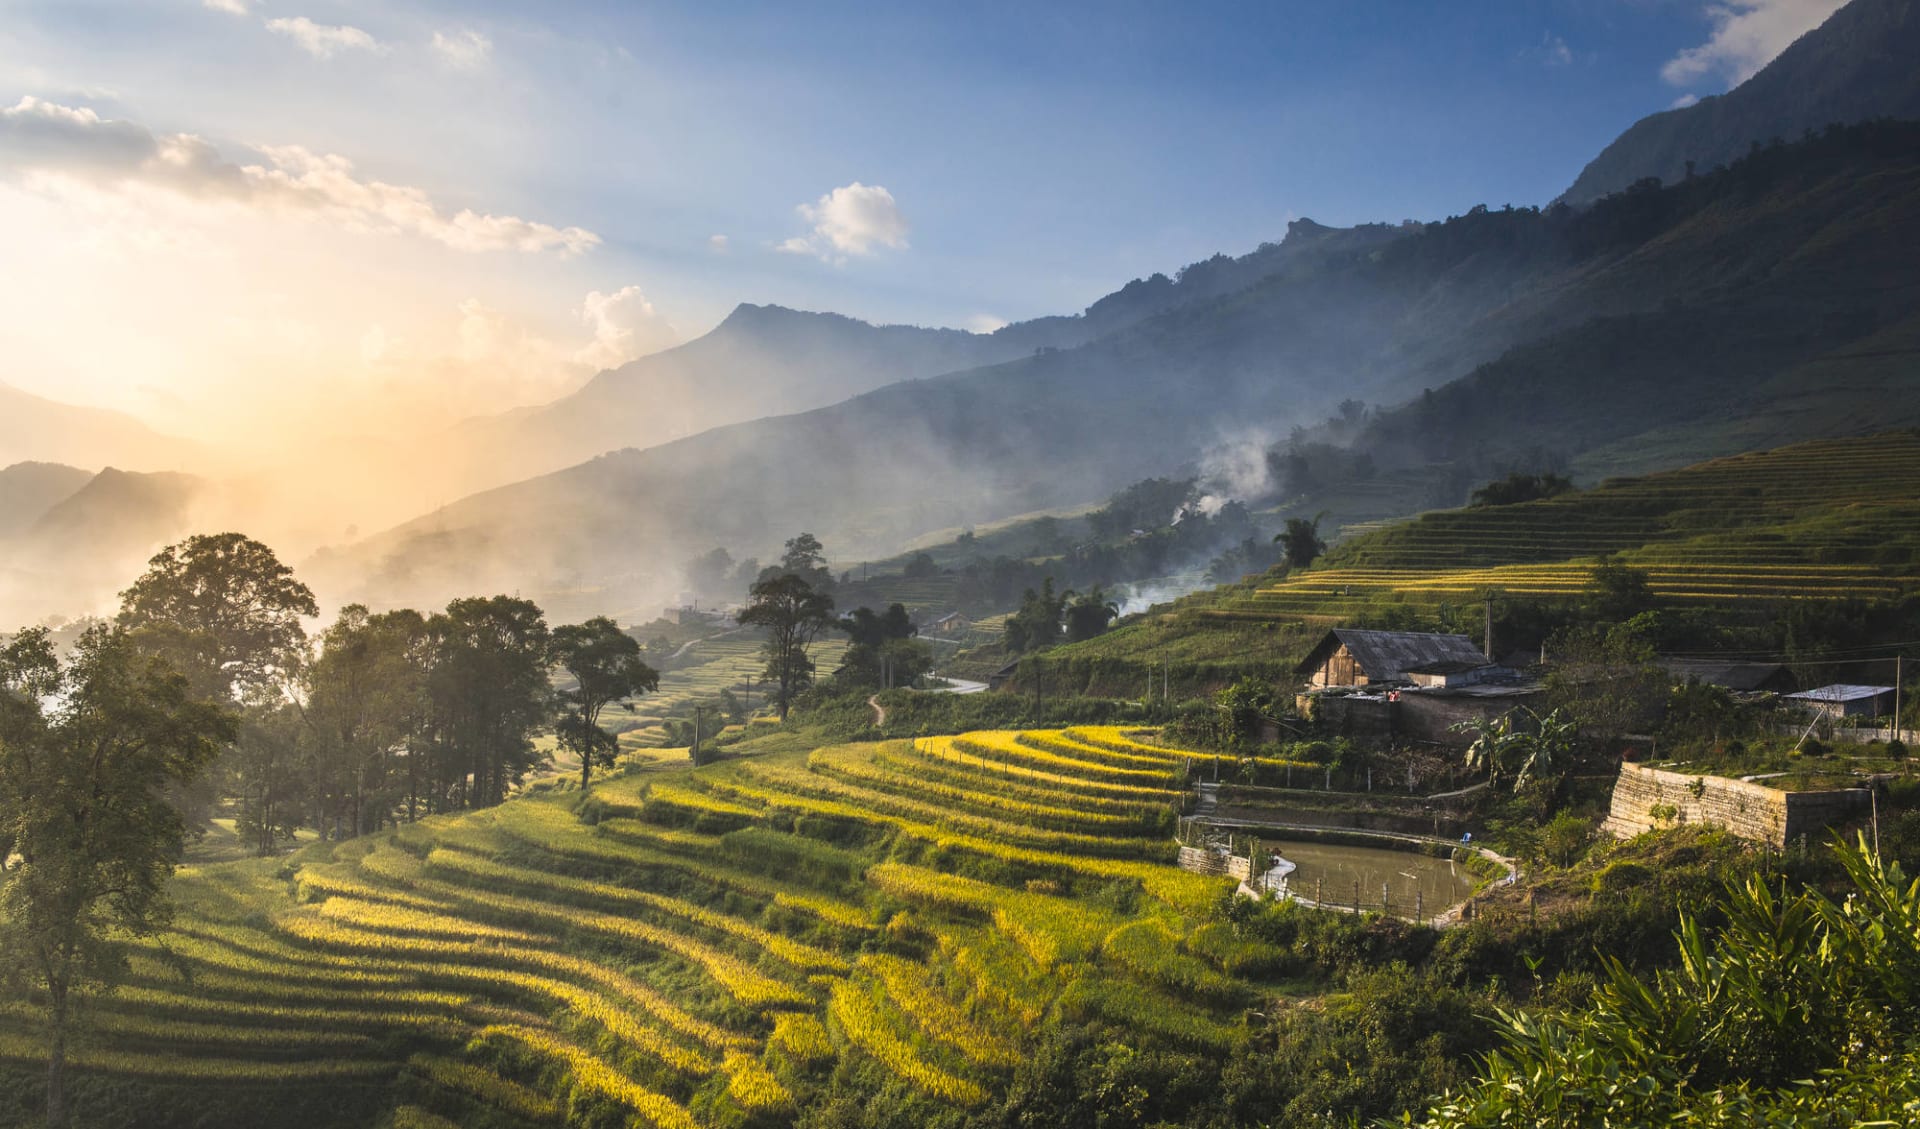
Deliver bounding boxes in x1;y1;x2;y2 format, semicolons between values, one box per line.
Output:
708;233;729;253
1670;92;1701;109
265;16;384;60
779;181;908;263
965;313;1008;334
1661;0;1846;89
431;29;493;70
573;285;679;370
1536;33;1573;67
0;96;599;255
202;0;250;14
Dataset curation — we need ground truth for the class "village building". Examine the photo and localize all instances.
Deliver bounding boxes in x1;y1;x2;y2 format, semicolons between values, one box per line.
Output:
1784;683;1898;719
1295;629;1498;689
924;611;973;636
1657;657;1798;693
1293;629;1538;746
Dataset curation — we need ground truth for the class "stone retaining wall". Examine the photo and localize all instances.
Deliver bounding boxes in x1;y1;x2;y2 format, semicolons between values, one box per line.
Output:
1602;762;1870;847
1176;846;1251;881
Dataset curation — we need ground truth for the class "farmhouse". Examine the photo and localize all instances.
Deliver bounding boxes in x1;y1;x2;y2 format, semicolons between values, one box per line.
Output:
1294;629;1539;746
1295;629;1495;689
1785;683;1897;718
925;611;973;635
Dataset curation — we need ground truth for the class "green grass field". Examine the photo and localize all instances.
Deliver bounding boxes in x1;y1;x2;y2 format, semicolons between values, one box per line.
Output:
605;635;851;749
0;726;1315;1127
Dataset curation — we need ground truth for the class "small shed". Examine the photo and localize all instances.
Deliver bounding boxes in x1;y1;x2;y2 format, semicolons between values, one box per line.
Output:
985;659;1022;692
1784;684;1896;719
1659;657;1797;693
1405;659;1512;689
926;612;973;635
1295;629;1493;689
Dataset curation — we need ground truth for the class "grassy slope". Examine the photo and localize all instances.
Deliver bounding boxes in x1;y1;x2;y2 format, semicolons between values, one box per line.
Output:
0;728;1309;1128
1028;430;1920;681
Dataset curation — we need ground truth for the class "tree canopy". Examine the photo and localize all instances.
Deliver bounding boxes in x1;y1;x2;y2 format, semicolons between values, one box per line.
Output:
1274;512;1328;570
0;626;234;1127
115;533;318;704
738;573;835;720
551;617;657;790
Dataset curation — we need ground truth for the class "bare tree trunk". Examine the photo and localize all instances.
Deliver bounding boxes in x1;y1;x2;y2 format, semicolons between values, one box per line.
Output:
46;985;66;1129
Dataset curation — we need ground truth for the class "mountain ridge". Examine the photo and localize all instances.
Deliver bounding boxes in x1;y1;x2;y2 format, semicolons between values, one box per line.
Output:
1561;0;1920;205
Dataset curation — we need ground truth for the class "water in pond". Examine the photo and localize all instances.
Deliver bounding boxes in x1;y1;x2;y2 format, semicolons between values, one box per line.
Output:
1267;840;1480;916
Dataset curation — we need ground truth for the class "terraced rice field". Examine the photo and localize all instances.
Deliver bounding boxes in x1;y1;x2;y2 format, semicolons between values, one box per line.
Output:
7;728;1277;1127
607;635;849;749
1207;433;1920;622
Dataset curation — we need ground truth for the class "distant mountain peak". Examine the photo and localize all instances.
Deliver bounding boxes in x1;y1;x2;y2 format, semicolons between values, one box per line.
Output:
1561;0;1920;205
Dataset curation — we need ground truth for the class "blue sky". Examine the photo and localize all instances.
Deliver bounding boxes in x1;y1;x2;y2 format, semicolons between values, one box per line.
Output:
0;0;1844;439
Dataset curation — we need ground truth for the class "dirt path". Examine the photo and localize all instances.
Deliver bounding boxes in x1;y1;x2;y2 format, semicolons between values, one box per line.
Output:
868;695;887;727
668;625;744;662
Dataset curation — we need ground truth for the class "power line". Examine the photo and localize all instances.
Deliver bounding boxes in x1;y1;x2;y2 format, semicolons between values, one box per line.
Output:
1654;639;1920;661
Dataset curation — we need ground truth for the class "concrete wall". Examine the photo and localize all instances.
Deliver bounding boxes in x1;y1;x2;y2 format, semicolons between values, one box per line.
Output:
1176;845;1251;881
1602;762;1870;847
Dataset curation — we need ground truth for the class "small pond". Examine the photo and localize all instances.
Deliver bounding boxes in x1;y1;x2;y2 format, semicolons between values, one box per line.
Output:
1266;839;1482;918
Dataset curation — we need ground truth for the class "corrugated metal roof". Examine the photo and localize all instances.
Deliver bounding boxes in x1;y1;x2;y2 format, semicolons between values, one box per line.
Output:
1785;684;1895;703
1298;629;1490;681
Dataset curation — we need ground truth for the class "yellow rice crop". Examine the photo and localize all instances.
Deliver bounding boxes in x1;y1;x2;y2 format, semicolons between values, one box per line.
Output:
0;1029;393;1082
723;1050;793;1112
422;846;848;973
408;1053;564;1122
769;1012;835;1066
308;898;550;945
859;954;1020;1068
483;1025;698;1129
386;872;816;1006
827;980;986;1107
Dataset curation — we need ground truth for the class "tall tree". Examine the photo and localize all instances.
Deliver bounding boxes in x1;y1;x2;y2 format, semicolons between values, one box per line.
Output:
0;627;234;1127
1273;512;1328;570
738;574;835;720
759;532;836;594
1004;578;1068;654
303;606;428;837
836;604;929;689
426;597;551;808
115;532;318;704
551;617;658;790
1064;585;1121;643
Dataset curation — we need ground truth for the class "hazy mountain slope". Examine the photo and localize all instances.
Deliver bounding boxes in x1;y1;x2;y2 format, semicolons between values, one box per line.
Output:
0;468;204;627
317;125;1920;620
437;225;1414;495
1352;122;1920;495
0;382;199;473
0;462;92;538
1561;0;1920;206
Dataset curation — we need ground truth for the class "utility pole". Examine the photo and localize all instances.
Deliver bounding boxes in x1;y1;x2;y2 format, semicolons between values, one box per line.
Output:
1897;654;1905;744
1483;590;1495;659
691;705;704;765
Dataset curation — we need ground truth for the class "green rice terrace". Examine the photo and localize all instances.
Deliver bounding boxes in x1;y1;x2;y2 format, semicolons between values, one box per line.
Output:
0;726;1485;1128
606;636;851;750
1215;431;1920;623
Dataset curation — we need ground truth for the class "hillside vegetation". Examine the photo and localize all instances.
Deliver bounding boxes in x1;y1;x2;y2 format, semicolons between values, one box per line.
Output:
1025;431;1920;687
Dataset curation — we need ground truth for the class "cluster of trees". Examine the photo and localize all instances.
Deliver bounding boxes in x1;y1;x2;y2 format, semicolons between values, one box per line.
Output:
52;534;664;856
1469;470;1575;507
1004;580;1121;654
737;533;938;715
